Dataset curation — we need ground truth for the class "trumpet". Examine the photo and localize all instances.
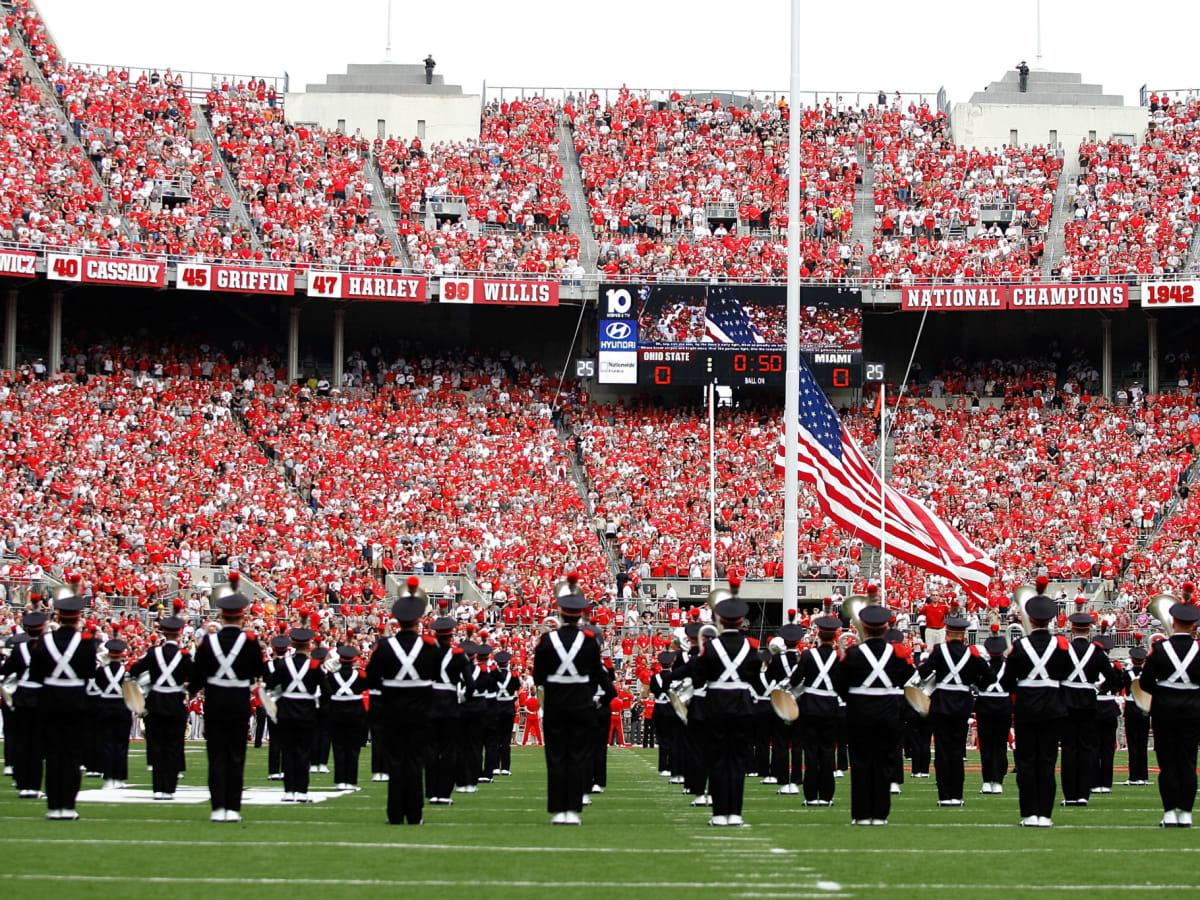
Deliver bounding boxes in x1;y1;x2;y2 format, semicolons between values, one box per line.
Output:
1013;584;1038;634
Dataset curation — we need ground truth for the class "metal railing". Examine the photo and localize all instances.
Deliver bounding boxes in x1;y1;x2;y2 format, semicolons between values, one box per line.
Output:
486;85;944;112
69;62;286;103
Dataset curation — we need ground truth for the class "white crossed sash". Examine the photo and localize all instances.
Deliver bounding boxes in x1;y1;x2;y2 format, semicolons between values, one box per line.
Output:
546;631;588;684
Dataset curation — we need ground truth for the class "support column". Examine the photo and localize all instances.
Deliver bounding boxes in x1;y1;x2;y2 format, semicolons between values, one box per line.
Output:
1147;315;1158;396
287;306;300;384
1100;316;1112;401
332;307;345;390
48;292;62;376
5;290;17;373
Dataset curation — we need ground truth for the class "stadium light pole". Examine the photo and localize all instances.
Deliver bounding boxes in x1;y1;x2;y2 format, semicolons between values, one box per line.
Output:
782;0;801;620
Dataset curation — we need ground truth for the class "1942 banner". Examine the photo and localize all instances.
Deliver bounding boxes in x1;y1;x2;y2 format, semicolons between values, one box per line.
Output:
175;264;295;296
47;253;166;288
1142;281;1200;308
306;271;427;301
438;277;559;306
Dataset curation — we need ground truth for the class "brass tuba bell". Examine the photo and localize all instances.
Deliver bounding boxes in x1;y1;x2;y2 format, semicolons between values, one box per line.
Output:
553;572;581;600
1013;584;1038;634
843;594;869;641
1147;593;1178;634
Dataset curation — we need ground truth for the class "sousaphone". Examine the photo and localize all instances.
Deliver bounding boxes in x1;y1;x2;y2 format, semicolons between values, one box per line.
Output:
1147;593;1178;632
843;594;870;640
1013;584;1038;634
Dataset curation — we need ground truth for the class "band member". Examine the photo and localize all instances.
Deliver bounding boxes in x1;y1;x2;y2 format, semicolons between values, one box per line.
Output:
2;612;48;799
749;649;774;779
90;639;132;790
365;587;441;825
833;605;917;825
30;594;95;820
690;595;758;826
917;615;995;806
673;623;714;807
455;642;487;793
328;646;368;791
492;650;518;776
263;635;291;780
264;628;327;802
794;615;842;807
1123;647;1151;785
650;651;676;777
475;644;500;784
765;624;804;794
1138;602;1200;827
190;592;266;823
590;645;617;797
1091;635;1121;795
532;589;602;825
975;635;1013;794
1059;612;1116;806
128;616;192;800
310;646;333;776
427;617;468;805
999;594;1071;827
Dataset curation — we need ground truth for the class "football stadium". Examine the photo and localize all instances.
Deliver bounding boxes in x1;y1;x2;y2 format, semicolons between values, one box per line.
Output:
1;0;1200;896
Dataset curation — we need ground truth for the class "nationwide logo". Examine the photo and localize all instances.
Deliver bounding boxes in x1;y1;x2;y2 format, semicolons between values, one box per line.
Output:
605;321;633;341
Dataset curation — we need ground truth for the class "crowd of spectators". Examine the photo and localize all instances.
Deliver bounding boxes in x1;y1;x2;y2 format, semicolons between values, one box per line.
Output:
864;103;1059;284
374;96;583;277
1056;96;1199;280
570;89;861;281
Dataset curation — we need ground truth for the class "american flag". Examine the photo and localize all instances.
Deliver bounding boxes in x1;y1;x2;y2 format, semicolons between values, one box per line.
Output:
774;358;994;603
704;293;766;344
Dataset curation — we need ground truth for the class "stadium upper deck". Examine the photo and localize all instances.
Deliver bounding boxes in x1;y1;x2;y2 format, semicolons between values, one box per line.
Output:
0;0;1194;288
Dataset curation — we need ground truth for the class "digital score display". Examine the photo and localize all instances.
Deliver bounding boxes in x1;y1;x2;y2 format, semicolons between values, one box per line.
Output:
639;349;862;389
598;282;863;389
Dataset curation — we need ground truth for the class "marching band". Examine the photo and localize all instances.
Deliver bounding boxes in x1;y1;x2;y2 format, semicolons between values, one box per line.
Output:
2;577;1199;831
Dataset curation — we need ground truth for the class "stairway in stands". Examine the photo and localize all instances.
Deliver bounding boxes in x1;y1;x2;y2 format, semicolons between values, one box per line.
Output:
556;118;600;273
191;100;265;256
1040;163;1076;278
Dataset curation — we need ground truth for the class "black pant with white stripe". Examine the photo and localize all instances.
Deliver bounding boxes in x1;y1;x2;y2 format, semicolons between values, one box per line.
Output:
976;714;1010;786
146;713;185;795
932;714;969;800
1152;716;1199;813
1014;717;1061;819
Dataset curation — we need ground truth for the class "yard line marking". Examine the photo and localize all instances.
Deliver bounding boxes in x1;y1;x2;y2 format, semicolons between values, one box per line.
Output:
0;836;724;855
0;874;772;889
841;886;1196;892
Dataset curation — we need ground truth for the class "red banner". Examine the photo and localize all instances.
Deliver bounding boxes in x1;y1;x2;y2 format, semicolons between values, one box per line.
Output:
175;263;294;296
0;249;37;279
901;286;1007;310
1008;284;1128;309
439;277;559;306
307;270;426;301
47;253;165;288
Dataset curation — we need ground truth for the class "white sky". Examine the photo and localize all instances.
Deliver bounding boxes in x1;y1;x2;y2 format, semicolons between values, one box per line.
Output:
32;0;1199;107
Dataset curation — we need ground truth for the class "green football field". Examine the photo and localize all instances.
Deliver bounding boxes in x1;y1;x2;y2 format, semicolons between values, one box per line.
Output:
1;743;1194;898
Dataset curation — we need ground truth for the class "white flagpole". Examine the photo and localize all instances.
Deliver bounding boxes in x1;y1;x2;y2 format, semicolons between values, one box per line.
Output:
709;383;716;590
782;0;802;620
877;382;888;605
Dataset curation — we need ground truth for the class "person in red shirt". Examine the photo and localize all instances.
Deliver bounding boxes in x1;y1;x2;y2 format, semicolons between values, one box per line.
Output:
920;596;949;645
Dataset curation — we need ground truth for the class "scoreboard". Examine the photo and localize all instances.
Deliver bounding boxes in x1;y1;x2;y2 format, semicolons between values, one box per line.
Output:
597;282;863;389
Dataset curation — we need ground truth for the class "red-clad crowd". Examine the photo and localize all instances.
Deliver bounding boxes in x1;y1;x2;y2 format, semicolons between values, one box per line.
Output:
1058;95;1200;280
374;96;583;277
571;89;860;281
864;104;1058;284
573;401;877;581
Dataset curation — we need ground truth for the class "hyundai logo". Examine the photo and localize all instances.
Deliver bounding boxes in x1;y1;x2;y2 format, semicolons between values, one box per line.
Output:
605;321;632;340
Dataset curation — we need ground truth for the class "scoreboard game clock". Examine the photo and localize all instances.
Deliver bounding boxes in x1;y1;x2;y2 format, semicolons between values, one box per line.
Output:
638;348;863;388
